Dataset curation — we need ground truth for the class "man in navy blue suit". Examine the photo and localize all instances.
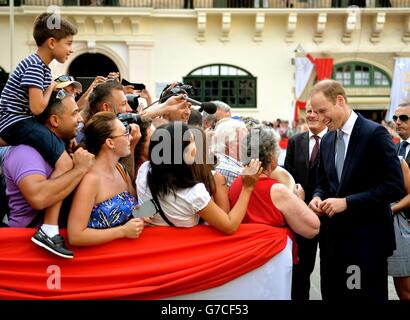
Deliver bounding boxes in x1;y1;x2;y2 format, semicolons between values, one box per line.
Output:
308;79;404;300
285;104;327;300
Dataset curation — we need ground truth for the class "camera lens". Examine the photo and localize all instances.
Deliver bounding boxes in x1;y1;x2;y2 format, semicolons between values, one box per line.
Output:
126;94;139;111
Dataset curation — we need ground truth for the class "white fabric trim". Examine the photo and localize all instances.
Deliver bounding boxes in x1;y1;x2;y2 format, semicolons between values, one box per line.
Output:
169;237;293;300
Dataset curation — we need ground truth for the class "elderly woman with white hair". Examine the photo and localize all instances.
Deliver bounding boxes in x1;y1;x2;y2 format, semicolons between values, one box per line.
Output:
229;125;320;299
211;118;298;192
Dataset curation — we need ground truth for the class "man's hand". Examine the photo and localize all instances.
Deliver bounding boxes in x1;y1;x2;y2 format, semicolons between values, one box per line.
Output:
67;138;78;154
320;198;347;217
106;72;120;81
123;85;134;94
129;123;141;148
138;88;153;106
162;94;190;115
309;196;324;216
71;147;95;173
91;76;106;89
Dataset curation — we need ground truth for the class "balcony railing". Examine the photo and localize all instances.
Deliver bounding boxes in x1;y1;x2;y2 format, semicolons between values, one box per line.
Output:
0;0;408;8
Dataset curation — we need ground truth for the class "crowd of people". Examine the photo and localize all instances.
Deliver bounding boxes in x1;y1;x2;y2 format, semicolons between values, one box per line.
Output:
0;12;409;301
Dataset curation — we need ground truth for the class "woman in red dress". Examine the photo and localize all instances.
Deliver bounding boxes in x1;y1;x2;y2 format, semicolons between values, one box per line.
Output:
229;126;320;262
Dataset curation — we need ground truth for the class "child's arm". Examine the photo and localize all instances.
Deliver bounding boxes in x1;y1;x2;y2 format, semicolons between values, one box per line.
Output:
28;81;57;115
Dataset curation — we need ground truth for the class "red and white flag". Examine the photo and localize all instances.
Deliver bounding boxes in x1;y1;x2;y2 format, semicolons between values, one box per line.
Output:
293;45;333;120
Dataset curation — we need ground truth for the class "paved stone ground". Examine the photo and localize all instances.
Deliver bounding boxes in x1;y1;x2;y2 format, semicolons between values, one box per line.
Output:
309;249;399;300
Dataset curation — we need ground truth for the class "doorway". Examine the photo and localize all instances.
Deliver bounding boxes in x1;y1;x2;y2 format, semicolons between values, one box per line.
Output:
68;53;119;91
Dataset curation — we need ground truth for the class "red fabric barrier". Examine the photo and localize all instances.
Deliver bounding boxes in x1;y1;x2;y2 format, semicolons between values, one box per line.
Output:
0;224;288;300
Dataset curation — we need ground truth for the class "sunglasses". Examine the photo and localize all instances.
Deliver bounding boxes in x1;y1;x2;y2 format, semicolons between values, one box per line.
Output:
110;126;131;139
55;75;75;82
56;89;73;101
393;115;410;122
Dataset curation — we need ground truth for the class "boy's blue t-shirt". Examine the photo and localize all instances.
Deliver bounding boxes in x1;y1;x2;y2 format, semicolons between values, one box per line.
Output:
0;53;52;134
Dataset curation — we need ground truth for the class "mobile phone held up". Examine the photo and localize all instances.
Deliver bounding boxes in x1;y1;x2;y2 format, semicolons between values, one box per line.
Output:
132;199;159;218
121;79;145;91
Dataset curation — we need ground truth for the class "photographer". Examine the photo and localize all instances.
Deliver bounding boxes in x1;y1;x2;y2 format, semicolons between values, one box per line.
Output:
78;72;120;118
83;80;140;180
88;80;132;119
123;79;153;110
139;82;192;125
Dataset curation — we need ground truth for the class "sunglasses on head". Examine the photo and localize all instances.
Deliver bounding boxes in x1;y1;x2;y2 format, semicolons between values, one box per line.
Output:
393;115;410;122
56;89;73;101
55;75;75;82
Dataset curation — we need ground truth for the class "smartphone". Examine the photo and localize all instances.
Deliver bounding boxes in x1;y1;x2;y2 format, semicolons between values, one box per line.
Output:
132;199;159;218
121;79;145;91
133;83;146;91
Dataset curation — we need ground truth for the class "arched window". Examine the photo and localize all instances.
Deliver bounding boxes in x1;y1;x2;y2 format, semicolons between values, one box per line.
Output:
183;64;256;108
332;62;391;87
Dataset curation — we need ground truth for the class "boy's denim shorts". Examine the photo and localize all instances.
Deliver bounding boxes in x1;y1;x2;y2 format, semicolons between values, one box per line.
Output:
0;118;65;167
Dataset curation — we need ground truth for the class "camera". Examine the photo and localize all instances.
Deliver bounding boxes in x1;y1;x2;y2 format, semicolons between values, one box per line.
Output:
126;94;140;112
117;112;141;128
159;82;194;103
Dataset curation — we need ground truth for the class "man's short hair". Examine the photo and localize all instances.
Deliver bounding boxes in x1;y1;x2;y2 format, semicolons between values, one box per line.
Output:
310;79;348;104
33;13;78;46
88;80;123;116
202;111;216;128
398;102;410;108
211;100;231;114
188;109;203;127
37;93;67;124
211;118;247;154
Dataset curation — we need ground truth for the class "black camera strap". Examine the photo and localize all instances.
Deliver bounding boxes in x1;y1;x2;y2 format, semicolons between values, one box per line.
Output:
151;192;175;227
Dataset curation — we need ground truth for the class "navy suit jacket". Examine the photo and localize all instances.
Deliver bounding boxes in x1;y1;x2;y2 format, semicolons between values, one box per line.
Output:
314;114;404;258
395;141;410;167
285;131;318;203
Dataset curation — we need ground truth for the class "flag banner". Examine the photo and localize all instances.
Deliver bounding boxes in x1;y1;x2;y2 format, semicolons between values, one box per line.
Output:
0;224;291;300
294;100;307;121
385;58;410;121
293;51;332;121
295;57;314;99
314;58;333;81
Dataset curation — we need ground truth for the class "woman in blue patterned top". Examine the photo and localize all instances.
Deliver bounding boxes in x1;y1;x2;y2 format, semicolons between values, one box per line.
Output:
67;112;147;246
